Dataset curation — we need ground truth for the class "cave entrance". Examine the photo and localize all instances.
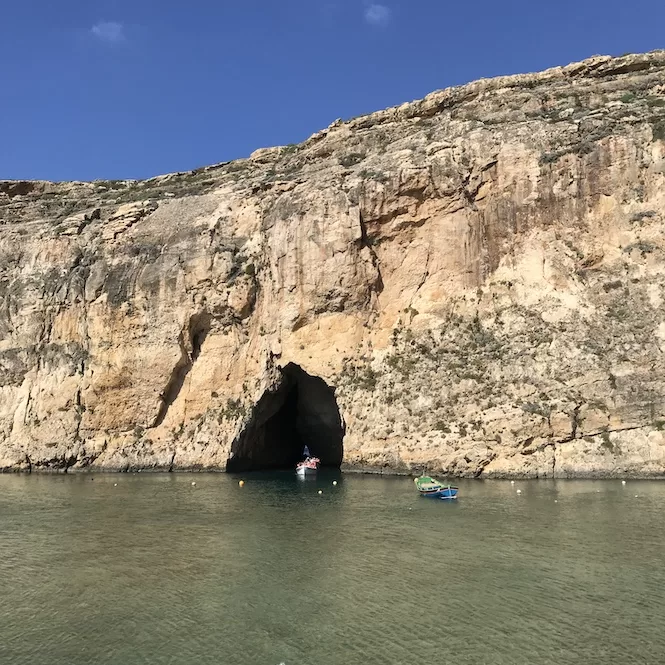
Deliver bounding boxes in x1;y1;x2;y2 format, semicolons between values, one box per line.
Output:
226;363;344;472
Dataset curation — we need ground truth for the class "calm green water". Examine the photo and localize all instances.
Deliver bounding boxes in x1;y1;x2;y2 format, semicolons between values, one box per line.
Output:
1;472;664;665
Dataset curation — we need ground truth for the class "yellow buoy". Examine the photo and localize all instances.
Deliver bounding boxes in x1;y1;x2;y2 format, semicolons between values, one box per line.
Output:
239;480;245;487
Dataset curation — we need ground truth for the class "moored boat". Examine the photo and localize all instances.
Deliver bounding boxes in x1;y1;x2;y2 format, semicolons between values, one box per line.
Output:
414;475;458;499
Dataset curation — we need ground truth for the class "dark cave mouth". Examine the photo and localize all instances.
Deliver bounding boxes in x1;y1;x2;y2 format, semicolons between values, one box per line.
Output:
226;364;344;473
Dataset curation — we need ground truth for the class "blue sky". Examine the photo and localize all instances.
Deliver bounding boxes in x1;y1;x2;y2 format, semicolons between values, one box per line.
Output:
1;0;663;181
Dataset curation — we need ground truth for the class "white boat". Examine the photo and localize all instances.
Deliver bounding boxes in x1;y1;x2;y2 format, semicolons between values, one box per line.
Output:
296;456;320;476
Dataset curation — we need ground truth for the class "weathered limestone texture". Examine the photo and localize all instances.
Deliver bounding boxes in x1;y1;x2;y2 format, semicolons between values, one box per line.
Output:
2;51;665;477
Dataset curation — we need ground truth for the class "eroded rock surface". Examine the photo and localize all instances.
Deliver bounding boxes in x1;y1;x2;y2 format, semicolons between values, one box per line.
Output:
2;51;665;477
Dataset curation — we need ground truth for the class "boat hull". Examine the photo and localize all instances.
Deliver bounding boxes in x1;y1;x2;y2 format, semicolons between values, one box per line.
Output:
414;477;458;499
296;465;316;476
418;487;458;499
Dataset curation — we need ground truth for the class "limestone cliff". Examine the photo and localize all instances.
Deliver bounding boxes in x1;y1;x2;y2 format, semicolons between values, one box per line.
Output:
2;51;665;477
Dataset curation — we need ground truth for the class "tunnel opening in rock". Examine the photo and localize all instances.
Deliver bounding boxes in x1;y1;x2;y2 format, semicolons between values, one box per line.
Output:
226;363;344;472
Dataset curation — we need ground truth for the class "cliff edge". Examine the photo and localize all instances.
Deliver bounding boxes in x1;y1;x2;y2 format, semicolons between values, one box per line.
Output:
2;51;665;477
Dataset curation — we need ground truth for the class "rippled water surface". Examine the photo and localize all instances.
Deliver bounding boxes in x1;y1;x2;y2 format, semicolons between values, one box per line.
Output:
1;472;665;665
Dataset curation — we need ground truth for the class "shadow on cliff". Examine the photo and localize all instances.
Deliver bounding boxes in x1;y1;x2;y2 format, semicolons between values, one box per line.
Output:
153;313;211;428
226;363;344;472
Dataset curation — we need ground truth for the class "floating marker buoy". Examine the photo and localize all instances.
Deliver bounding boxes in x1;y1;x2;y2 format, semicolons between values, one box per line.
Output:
191;481;196;487
635;495;639;498
113;483;118;487
554;500;558;503
622;480;627;485
516;489;522;494
510;480;515;485
597;489;601;493
239;480;245;487
318;490;323;495
332;481;338;486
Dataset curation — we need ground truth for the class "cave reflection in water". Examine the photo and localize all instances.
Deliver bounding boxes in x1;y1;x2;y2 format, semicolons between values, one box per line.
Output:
226;363;345;472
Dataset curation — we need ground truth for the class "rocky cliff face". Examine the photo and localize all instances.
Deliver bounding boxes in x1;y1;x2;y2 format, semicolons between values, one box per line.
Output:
2;51;665;477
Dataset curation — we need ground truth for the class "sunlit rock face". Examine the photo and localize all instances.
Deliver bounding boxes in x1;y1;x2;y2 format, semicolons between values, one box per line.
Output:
2;51;665;477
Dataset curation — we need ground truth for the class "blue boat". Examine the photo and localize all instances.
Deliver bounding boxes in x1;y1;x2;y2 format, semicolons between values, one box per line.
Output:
414;475;459;500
